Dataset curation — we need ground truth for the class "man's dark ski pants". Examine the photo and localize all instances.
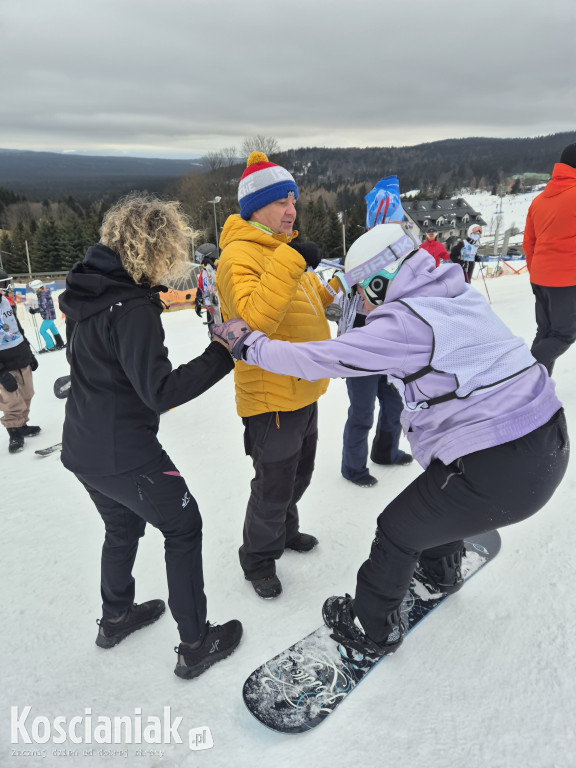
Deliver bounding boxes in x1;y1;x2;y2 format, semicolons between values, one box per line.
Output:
240;403;318;580
354;410;569;643
531;283;576;374
76;450;207;644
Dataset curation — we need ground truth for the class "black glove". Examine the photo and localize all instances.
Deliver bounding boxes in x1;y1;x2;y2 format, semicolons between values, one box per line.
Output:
291;241;323;270
195;292;203;317
30;356;39;372
0;370;18;392
28;307;39;314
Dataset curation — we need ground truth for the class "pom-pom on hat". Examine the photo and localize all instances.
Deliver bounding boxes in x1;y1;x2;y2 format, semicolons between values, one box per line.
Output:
238;152;298;220
560;143;576;169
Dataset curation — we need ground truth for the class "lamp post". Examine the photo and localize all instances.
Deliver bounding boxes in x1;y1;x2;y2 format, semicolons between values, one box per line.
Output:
208;196;222;254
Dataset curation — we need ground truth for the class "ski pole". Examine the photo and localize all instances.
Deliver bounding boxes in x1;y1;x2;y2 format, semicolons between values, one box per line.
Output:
30;311;43;350
478;262;491;304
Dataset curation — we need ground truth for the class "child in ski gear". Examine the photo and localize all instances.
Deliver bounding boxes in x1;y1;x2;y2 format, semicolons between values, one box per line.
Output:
28;280;65;351
59;194;242;676
450;224;482;282
524;141;576;374
419;228;451;267
0;269;41;453
194;244;219;329
213;222;568;656
215;151;337;599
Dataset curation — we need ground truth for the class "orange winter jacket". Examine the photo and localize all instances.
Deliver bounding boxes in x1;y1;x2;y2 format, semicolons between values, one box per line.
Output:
523;163;576;286
216;214;336;417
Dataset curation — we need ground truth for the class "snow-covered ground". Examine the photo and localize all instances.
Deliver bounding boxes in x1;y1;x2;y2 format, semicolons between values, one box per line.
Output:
3;267;575;768
465;188;543;250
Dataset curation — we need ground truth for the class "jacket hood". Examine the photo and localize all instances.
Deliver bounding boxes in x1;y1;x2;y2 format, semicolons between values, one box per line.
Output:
383;248;466;304
220;213;297;251
542;163;576;198
59;243;151;322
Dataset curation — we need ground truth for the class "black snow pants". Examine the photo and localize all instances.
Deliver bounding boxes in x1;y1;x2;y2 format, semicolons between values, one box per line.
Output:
531;283;576;374
239;403;318;580
76;450;207;644
354;410;569;643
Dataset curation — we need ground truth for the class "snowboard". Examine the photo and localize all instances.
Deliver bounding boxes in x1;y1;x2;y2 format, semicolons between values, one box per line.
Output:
54;375;71;399
243;529;501;734
35;442;62;457
203;264;222;324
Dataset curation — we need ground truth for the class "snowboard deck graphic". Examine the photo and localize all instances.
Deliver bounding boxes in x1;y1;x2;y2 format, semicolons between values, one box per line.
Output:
243;529;501;734
35;442;62;457
203;264;222;325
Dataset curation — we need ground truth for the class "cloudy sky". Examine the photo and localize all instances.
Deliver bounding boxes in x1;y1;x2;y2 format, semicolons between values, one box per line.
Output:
1;0;575;159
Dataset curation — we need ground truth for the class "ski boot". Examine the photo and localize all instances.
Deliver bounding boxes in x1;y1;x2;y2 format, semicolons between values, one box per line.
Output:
7;427;25;454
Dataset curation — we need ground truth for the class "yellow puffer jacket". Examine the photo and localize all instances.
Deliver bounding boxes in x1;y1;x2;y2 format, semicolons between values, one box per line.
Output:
217;214;335;417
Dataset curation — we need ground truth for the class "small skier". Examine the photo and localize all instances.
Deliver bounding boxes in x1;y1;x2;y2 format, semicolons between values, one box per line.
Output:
213;222;569;657
0;269;41;453
58;195;242;678
450;224;483;282
194;243;219;332
28;280;66;352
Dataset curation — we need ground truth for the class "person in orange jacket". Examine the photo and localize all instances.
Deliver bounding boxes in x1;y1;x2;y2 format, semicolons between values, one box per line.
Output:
523;143;576;374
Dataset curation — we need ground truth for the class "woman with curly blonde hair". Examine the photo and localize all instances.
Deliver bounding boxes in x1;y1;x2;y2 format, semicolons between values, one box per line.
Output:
59;194;242;679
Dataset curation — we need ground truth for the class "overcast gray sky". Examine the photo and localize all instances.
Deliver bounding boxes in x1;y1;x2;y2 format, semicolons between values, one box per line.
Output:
1;0;575;158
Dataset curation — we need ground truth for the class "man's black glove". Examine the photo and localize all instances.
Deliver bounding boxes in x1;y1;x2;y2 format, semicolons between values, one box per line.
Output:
291;241;323;270
0;369;18;392
28;307;39;314
30;356;39;372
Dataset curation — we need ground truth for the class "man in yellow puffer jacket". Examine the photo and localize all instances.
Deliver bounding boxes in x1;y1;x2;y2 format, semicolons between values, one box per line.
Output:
216;152;338;599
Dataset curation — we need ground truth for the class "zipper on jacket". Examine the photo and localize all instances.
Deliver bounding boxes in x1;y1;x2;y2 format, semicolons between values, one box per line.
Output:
136;483;144;501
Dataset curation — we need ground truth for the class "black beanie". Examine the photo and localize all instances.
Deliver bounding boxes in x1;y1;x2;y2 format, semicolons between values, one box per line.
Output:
559;143;576;169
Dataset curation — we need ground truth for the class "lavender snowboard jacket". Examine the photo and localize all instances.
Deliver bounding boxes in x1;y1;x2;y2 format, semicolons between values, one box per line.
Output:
242;251;561;468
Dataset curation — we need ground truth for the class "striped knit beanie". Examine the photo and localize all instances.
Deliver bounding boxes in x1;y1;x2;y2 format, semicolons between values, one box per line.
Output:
238;152;298;220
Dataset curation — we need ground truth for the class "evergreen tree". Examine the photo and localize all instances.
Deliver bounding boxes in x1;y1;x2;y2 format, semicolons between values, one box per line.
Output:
59;214;85;269
31;218;63;272
10;222;32;275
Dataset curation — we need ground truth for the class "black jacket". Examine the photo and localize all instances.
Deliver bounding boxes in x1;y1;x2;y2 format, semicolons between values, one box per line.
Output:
59;244;234;475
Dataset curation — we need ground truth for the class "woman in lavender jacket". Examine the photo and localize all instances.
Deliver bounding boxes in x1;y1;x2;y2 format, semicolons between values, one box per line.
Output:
213;223;569;657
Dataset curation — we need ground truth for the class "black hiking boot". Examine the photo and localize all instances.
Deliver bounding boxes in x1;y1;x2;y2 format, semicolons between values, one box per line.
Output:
7;427;24;453
349;473;378;488
322;594;405;657
95;600;166;648
285;533;319;552
417;547;466;594
20;425;41;437
174;620;243;679
248;574;282;599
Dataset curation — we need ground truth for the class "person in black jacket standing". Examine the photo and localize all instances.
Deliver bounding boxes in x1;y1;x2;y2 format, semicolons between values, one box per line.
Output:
59;195;242;679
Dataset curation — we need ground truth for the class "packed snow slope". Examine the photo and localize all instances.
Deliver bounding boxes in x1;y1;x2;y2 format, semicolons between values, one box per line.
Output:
2;267;575;768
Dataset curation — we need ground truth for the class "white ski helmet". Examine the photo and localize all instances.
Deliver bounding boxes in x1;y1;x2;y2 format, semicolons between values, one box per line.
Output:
337;222;420;304
467;224;482;238
29;279;45;292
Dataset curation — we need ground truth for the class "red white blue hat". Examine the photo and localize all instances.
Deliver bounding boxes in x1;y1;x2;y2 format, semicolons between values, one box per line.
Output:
238;152;298;220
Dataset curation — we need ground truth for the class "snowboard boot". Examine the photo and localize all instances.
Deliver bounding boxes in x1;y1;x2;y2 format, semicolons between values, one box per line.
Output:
95;599;166;648
54;334;66;350
322;594;405;657
417;547;466;595
174;619;243;679
20;425;41;438
248;574;282;599
285;533;319;552
7;427;25;454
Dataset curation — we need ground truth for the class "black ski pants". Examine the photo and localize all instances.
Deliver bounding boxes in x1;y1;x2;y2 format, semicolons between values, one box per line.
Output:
240;403;318;580
354;410;569;643
531;283;576;374
76;450;207;644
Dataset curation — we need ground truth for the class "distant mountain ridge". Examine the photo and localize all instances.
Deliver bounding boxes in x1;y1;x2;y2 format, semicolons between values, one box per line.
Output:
0;149;202;199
